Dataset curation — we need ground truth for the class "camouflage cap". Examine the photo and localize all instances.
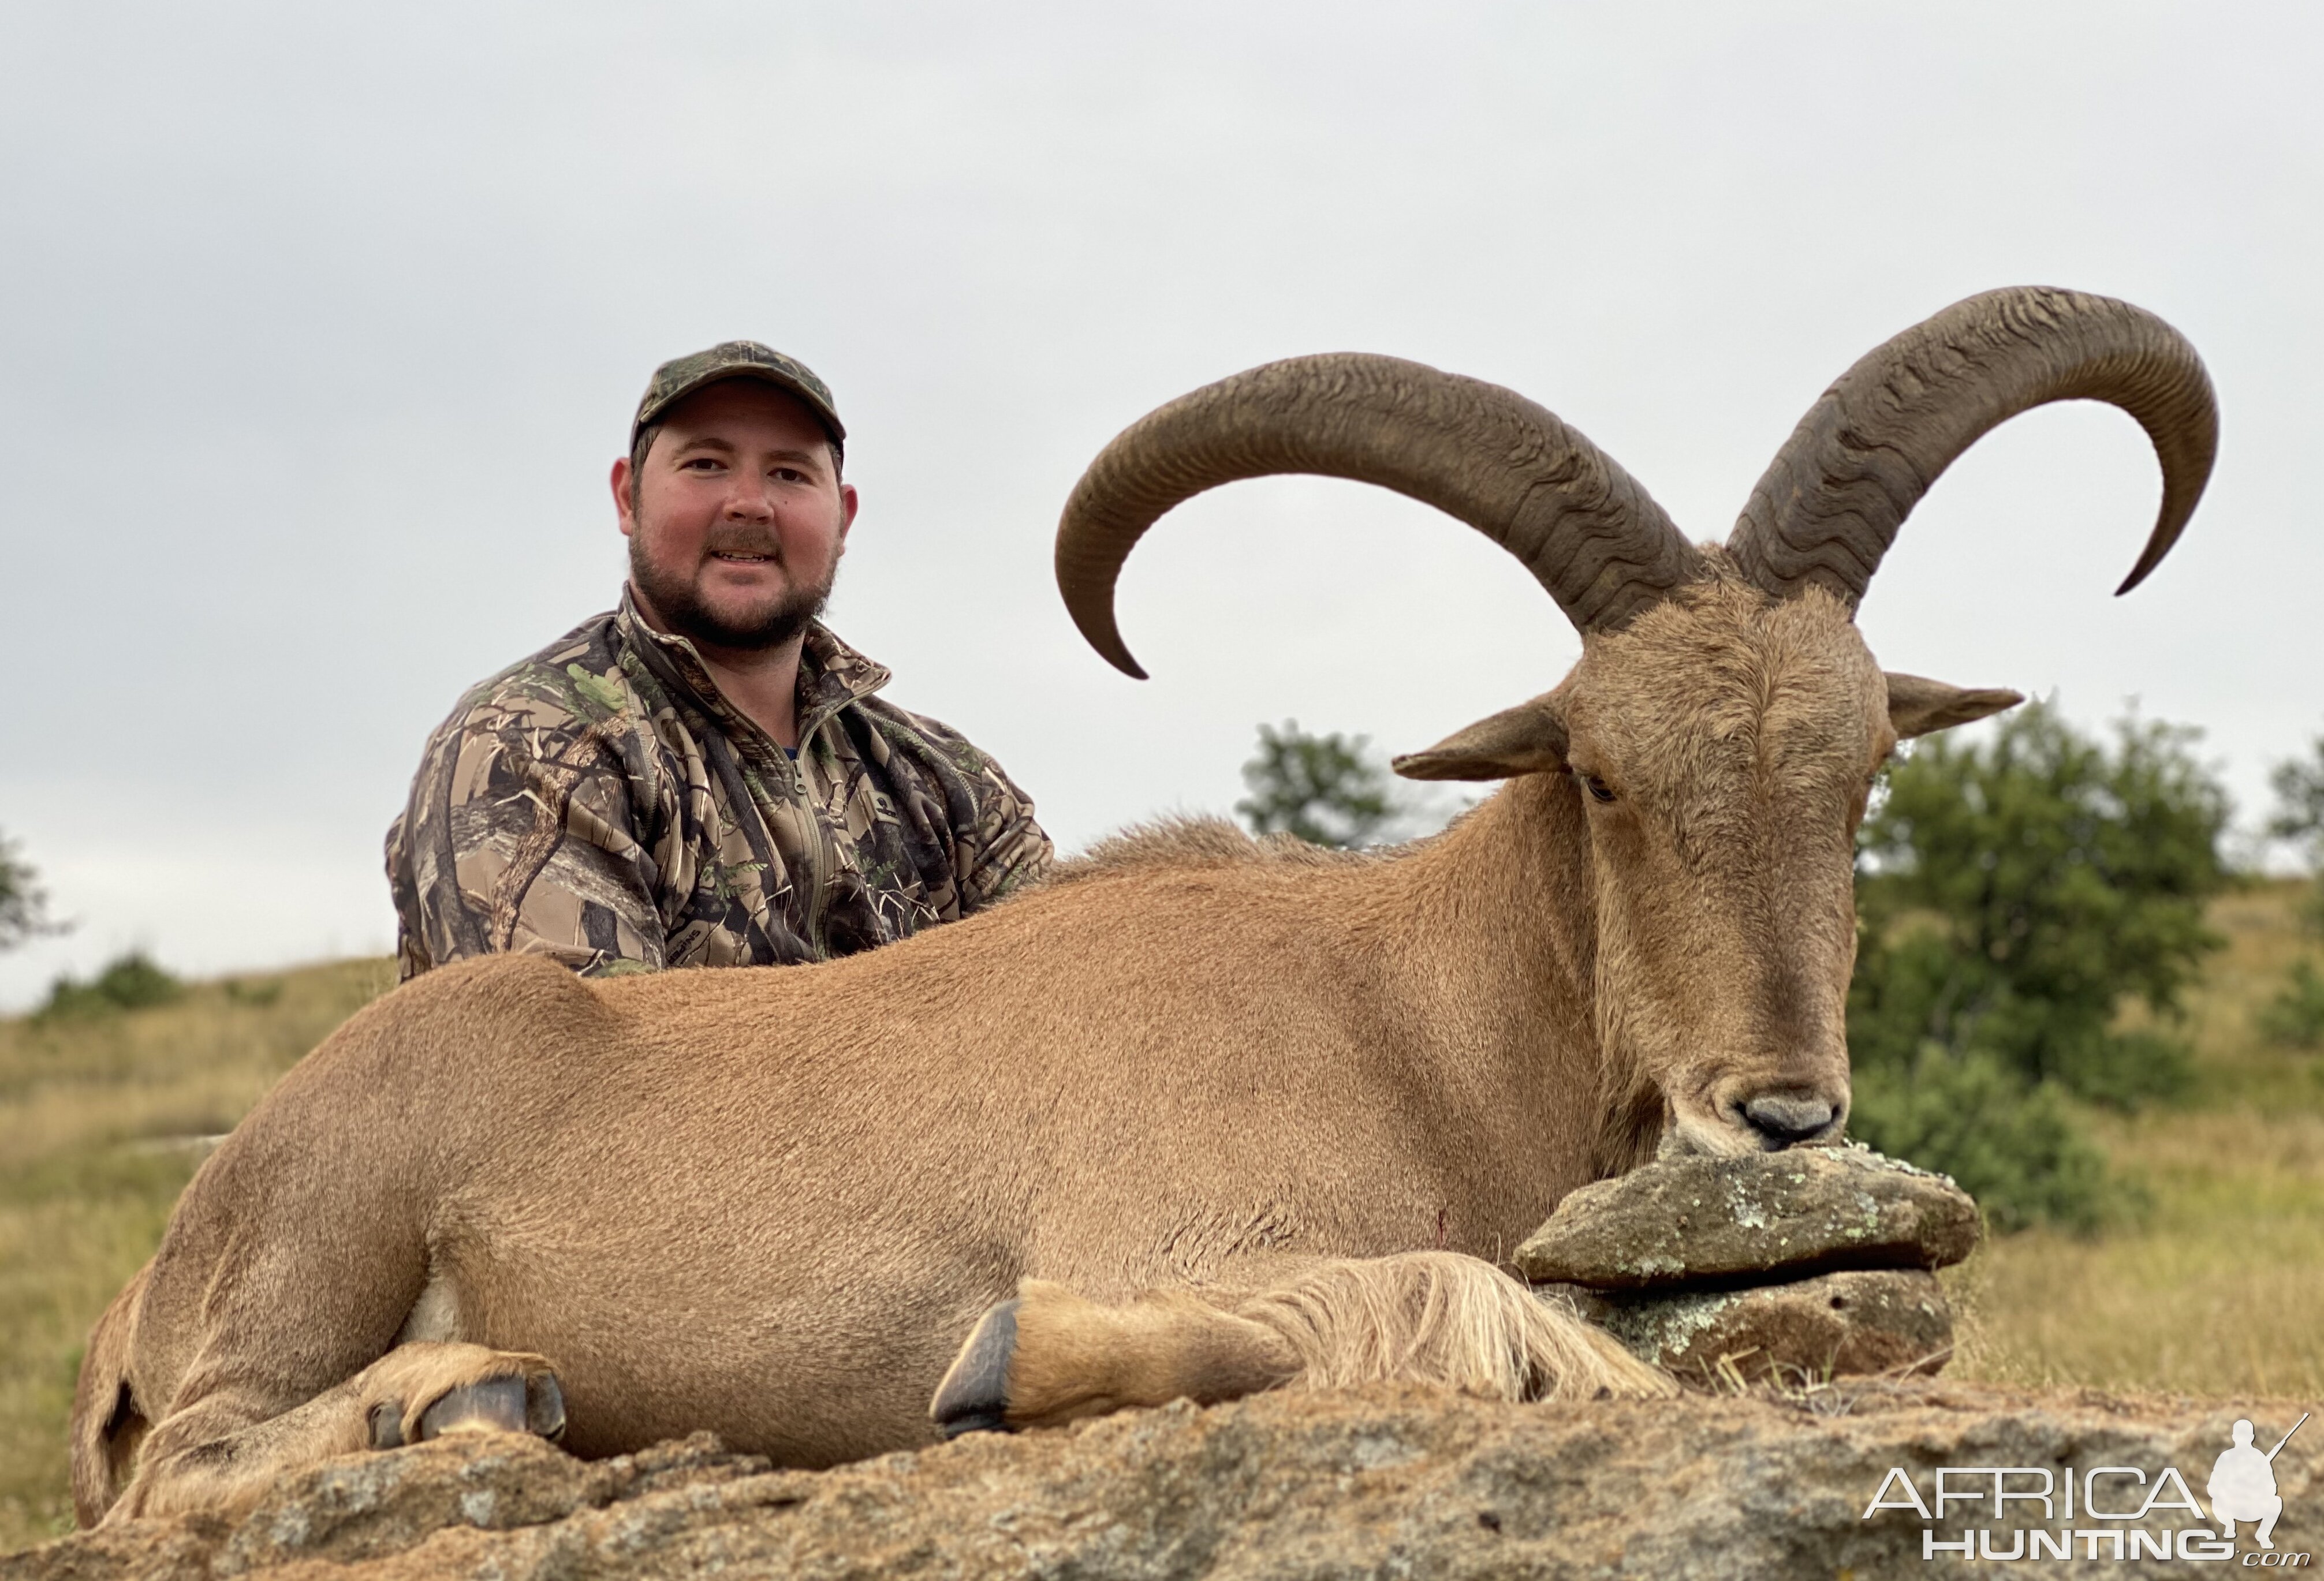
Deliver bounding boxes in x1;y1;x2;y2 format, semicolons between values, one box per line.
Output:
632;342;845;451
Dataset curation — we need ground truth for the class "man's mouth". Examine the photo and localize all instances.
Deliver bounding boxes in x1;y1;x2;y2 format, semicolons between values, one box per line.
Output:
710;551;776;565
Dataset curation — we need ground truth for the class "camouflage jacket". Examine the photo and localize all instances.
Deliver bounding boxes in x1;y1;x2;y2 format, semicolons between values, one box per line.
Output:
385;590;1051;980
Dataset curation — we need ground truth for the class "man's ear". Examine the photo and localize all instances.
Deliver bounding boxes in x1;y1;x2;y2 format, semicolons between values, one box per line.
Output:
611;456;639;538
1392;694;1568;782
1885;671;2024;739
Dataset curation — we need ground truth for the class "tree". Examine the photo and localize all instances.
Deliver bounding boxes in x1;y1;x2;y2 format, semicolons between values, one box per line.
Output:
2259;735;2324;1040
1846;702;2232;1230
0;828;64;952
1237;720;1400;849
2266;737;2324;866
2265;736;2324;932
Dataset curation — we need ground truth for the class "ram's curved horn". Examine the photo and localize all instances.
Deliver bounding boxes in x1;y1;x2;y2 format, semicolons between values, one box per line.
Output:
1728;287;2218;607
1055;354;1706;678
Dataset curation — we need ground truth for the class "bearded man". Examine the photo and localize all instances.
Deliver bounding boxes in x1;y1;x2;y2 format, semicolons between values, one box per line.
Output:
386;343;1051;980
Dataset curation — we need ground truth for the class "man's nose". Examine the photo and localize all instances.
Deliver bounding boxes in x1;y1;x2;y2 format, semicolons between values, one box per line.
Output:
723;478;777;519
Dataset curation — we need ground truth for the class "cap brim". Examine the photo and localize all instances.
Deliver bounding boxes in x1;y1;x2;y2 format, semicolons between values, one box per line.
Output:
633;367;846;447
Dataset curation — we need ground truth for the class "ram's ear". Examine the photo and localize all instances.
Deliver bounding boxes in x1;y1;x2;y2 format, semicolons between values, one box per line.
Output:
1885;671;2024;739
1392;694;1569;782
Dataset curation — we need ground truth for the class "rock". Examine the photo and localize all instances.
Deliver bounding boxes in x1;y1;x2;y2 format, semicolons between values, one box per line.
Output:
11;1383;2314;1579
1512;1143;1979;1290
1551;1269;1954;1383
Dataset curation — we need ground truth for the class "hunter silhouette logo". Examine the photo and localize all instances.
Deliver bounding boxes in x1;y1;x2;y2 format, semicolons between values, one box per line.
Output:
2213;1414;2307;1552
1863;1410;2312;1563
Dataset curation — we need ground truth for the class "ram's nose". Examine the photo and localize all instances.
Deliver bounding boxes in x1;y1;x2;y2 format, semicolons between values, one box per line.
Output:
1737;1093;1838;1150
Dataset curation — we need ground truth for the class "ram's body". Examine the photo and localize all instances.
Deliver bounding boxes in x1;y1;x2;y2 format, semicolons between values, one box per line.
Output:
88;783;1609;1452
72;287;2218;1527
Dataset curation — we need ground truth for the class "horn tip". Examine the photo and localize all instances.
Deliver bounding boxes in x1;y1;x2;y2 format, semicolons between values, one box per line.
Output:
2114;532;2178;597
1087;632;1149;679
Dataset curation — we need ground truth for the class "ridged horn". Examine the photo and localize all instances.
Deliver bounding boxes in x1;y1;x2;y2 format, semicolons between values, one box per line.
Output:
1728;286;2217;606
1055;354;1706;678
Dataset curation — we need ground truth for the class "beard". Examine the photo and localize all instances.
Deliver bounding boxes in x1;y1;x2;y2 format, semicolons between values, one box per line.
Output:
628;527;837;652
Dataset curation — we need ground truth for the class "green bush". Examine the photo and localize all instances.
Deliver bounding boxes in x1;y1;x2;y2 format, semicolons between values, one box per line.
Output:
38;951;183;1020
223;977;284;1008
1848;1046;2117;1234
2260;959;2324;1051
1847;702;2232;1230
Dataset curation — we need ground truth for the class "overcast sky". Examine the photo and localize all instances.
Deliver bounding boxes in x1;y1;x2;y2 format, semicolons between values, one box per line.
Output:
1;2;2315;1005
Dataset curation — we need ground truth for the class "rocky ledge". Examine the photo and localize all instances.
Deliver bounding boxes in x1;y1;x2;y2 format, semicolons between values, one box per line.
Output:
12;1383;2314;1580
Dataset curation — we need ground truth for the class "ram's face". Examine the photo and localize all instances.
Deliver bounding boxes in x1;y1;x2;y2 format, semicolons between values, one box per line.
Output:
1392;570;2021;1156
1558;580;1886;1154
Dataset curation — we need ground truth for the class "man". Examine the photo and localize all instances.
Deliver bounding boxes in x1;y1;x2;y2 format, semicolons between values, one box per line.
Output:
386;342;1050;980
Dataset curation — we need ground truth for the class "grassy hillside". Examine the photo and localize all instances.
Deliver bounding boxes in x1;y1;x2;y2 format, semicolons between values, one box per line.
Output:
0;959;396;1548
1945;879;2324;1393
3;886;2322;1549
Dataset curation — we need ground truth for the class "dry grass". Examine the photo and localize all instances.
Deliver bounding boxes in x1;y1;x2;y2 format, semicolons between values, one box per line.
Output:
1948;878;2324;1395
1;888;2320;1550
0;959;396;1550
1948;1110;2324;1394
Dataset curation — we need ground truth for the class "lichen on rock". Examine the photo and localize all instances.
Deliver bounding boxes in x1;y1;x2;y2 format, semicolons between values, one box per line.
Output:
1512;1144;1978;1385
1587;1269;1953;1384
1512;1143;1979;1290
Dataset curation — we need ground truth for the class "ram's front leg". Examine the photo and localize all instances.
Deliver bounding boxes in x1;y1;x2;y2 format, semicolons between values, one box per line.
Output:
930;1281;1300;1434
113;1342;565;1524
930;1251;1674;1437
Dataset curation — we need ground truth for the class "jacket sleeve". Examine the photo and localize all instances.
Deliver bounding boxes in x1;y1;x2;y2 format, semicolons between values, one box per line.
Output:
954;749;1053;913
385;684;668;980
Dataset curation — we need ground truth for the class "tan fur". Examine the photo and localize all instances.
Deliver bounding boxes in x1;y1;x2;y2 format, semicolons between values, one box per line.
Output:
1042;816;1390;884
987;1253;1672;1430
1236;1253;1673;1402
112;1341;555;1523
70;1262;150;1527
70;562;2009;1525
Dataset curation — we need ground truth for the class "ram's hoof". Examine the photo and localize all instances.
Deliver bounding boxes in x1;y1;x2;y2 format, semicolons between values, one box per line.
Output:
930;1299;1019;1438
368;1399;408;1450
417;1372;566;1442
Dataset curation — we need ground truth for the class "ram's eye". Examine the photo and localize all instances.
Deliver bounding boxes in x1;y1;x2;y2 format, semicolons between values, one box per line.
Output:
1583;774;1617;805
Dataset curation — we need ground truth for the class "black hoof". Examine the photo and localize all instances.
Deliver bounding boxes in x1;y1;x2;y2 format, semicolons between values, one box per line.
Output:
368;1398;406;1450
418;1373;564;1441
931;1299;1019;1440
527;1372;566;1440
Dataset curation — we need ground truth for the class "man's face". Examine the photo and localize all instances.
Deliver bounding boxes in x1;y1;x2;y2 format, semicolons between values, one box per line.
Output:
613;379;858;652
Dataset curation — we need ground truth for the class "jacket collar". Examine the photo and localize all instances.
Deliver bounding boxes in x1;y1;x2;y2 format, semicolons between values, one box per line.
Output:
614;585;891;743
